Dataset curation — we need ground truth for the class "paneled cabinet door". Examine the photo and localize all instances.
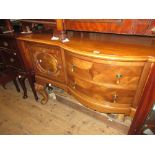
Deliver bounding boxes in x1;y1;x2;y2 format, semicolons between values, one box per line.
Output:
29;44;65;83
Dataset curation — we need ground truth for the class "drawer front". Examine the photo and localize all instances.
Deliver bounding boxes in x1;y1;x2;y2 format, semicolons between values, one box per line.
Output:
2;50;22;69
68;74;135;106
0;38;16;50
66;53;144;89
28;44;66;83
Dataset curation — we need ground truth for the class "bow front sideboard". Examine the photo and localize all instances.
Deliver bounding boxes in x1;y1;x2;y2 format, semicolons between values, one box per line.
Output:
16;33;155;120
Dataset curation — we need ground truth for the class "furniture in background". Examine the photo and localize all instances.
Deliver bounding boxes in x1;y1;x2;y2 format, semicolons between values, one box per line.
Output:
0;20;38;100
128;64;155;134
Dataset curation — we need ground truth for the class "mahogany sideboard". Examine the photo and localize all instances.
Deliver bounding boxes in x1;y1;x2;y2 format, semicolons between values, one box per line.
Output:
16;32;155;122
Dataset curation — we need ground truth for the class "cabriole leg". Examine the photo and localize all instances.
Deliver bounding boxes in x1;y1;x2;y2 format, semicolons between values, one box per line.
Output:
35;83;48;104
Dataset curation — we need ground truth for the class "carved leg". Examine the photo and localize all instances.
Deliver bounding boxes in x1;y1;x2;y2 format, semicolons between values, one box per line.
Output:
18;75;28;99
27;75;38;101
116;114;125;122
35;83;48;104
13;79;20;92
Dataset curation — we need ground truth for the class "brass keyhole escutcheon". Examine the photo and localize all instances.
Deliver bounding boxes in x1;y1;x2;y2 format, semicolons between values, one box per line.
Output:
112;92;118;103
71;64;76;72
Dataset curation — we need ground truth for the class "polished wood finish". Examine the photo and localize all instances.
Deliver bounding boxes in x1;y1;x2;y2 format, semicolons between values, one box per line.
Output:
64;19;155;36
27;43;66;83
17;32;155;117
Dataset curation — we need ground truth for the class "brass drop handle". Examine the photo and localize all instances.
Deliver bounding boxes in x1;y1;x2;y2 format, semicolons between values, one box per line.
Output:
71;64;76;72
3;41;8;47
72;82;76;89
47;70;51;75
112;92;118;103
116;74;123;84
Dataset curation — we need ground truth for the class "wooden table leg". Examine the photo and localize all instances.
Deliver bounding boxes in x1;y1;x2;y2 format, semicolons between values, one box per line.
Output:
18;75;28;99
35;83;48;104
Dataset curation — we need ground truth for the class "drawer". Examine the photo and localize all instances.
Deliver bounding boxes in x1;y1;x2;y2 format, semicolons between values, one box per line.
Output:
28;44;66;83
0;38;16;50
66;53;144;89
68;74;136;106
2;50;22;69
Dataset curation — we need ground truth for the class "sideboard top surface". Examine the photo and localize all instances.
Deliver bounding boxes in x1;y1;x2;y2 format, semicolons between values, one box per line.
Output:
17;33;155;62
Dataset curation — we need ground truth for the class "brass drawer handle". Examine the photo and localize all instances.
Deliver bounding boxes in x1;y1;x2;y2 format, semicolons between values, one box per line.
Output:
3;41;8;47
112;92;118;103
71;64;76;72
71;82;76;89
47;70;51;75
116;74;123;84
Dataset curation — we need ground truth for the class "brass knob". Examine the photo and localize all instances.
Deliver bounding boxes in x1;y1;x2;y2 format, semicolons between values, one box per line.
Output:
49;83;52;87
112;92;118;103
71;64;76;72
39;59;42;63
57;64;62;69
13;52;17;56
116;74;123;84
3;41;8;47
10;58;15;62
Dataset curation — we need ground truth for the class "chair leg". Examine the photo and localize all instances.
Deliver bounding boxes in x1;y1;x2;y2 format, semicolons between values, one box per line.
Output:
27;75;38;101
18;76;28;99
13;79;20;92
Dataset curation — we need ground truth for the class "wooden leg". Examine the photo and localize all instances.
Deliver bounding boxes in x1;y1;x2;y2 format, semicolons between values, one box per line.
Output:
18;76;28;99
116;114;125;122
35;83;48;104
13;79;20;92
27;75;38;101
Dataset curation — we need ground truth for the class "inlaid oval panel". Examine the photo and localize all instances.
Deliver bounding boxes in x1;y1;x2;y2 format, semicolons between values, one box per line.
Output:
35;52;58;74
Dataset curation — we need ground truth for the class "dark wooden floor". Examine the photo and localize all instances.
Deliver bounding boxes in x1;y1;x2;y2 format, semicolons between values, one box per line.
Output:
0;80;129;134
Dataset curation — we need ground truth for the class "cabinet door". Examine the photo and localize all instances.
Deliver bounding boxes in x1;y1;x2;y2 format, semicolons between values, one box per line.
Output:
28;44;65;83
